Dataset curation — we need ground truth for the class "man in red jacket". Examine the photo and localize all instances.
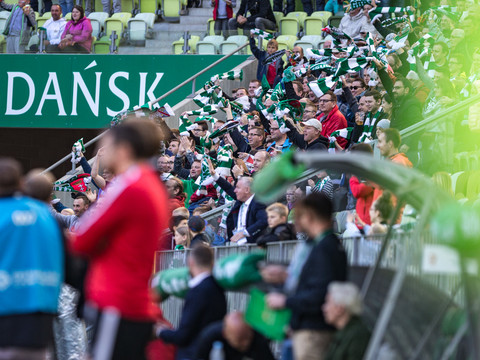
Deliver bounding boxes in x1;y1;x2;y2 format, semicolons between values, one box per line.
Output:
71;119;169;360
317;91;348;149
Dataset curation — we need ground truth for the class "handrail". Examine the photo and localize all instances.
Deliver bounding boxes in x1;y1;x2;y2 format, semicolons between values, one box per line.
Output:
400;93;480;139
42;43;249;175
201;167;318;222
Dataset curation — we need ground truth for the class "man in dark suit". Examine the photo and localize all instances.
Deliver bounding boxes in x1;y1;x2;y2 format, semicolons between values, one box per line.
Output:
262;193;348;360
157;245;227;360
209;162;268;244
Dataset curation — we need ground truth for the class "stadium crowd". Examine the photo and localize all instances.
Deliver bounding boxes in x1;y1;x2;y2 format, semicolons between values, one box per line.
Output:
1;0;480;359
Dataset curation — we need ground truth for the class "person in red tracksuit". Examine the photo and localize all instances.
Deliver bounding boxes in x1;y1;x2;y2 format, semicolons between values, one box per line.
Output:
349;143;375;229
211;0;235;36
71;119;169;360
317;91;348;149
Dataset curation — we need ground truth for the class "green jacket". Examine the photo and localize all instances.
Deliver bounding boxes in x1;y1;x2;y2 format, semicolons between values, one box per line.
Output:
325;316;371;360
182;178;199;206
1;3;36;45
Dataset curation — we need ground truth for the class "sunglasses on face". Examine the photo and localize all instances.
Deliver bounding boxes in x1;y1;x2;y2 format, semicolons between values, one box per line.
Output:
350;86;362;90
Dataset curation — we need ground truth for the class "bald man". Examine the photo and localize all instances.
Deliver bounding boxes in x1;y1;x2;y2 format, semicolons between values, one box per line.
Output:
195;312;275;360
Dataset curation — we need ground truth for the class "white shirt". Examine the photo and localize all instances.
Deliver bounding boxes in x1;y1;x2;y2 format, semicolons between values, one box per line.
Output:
188;271;211;288
236;194;255;236
44;17;67;45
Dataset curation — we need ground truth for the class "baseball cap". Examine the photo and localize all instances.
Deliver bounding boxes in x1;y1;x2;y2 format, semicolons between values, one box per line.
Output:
188;215;205;232
377;119;391;129
301;118;322;131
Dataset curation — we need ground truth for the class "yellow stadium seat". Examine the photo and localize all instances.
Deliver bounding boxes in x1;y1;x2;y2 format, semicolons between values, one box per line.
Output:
286;11;307;26
141;0;160;14
273;11;283;28
0;34;6;53
304;16;325;35
127;12;155;44
276;34;296;50
171;35;200;54
279;18;299;36
207;17;215;36
196;35;224;54
162;0;181;22
104;12;132;38
88;12;110;38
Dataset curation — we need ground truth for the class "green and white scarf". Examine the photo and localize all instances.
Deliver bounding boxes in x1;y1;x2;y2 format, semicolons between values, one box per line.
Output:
328;127;353;153
194;156;215;196
309;75;337;97
186;105;218;116
71;138;85;165
368;6;415;23
211;69;244;83
216;144;234;178
358;108;384;143
250;28;274;40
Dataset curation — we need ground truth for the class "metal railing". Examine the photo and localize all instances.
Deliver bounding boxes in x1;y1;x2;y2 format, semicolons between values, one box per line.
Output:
400;93;480;140
42;42;249;175
156;232;462;328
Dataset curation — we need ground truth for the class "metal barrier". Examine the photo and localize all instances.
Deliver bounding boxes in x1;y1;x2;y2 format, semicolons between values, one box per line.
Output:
156;232;462;329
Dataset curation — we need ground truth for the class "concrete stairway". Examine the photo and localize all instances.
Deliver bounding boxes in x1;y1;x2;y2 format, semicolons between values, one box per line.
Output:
119;4;237;54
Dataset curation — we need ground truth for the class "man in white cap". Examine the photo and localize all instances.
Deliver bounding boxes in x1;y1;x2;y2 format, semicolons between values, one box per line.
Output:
285;117;329;151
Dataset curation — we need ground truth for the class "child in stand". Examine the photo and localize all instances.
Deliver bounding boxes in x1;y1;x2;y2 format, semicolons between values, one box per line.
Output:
256;203;296;247
174;226;192;250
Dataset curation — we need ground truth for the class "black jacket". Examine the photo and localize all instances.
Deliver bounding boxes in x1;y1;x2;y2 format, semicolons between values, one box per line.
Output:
160;275;227;359
378;67;422;131
195;321;275;360
215;176;268;243
286;232;348;331
257;223;296;246
285;119;329;151
238;0;275;24
350;109;388;144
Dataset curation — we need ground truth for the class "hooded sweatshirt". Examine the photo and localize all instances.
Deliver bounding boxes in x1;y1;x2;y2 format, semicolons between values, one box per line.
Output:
61;16;92;52
339;10;370;39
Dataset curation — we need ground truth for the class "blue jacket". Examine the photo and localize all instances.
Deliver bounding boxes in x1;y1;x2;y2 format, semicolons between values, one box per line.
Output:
0;196;64;316
160;275;227;360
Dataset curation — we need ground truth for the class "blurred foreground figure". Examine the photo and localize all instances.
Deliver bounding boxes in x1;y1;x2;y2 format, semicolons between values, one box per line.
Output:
323;282;371;360
0;158;64;360
71;119;169;360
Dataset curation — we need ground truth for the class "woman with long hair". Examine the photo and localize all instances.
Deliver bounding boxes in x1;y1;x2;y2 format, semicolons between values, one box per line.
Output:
59;5;92;53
